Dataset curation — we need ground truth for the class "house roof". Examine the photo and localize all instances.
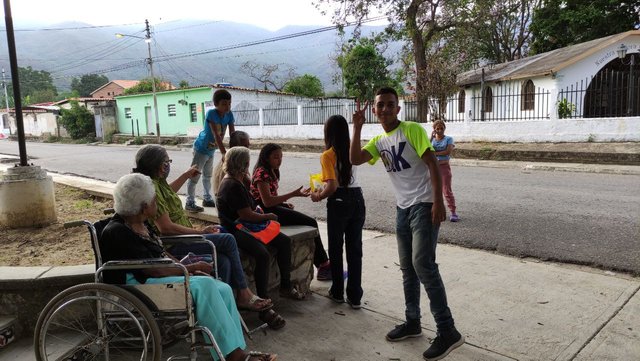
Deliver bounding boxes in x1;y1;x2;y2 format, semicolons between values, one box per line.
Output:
114;84;295;98
457;30;640;86
90;80;140;95
53;97;115;105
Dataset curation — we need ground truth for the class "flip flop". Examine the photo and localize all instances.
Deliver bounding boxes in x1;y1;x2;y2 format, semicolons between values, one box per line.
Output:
245;351;277;361
237;295;273;312
279;286;306;301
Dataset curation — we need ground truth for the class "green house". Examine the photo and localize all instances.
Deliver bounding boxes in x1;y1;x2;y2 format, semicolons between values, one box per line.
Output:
115;86;213;136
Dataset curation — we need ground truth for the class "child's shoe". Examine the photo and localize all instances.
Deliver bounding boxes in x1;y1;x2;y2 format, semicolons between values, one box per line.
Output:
450;213;460;222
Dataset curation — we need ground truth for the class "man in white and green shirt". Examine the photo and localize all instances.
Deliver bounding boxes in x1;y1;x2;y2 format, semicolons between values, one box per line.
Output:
350;87;464;361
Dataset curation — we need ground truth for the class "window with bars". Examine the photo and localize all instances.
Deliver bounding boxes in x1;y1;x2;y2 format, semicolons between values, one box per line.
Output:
124;107;132;119
458;89;466;113
483;87;493;112
189;103;197;122
167;104;176;117
521;80;535;111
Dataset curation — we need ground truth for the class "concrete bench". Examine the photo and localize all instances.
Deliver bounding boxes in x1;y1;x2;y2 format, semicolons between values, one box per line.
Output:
239;225;317;298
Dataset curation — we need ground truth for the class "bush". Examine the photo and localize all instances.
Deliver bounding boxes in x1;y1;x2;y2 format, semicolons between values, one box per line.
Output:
58;101;95;139
132;136;144;145
557;99;576;119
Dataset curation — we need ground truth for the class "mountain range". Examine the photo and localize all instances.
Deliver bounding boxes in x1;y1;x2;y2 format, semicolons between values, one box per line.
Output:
0;20;393;93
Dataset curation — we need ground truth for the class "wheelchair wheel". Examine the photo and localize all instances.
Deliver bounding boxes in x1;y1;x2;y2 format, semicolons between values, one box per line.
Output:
34;283;162;361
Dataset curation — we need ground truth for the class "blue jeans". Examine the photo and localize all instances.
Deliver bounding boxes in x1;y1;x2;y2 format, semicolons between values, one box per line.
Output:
327;187;365;303
167;233;247;290
187;150;214;204
396;202;455;332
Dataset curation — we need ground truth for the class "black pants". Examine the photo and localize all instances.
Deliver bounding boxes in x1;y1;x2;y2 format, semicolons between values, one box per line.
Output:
261;204;329;267
327;187;366;303
232;229;291;299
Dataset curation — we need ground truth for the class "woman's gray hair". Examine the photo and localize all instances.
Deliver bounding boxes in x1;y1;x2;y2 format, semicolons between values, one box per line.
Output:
134;144;167;178
113;173;156;216
223;146;250;178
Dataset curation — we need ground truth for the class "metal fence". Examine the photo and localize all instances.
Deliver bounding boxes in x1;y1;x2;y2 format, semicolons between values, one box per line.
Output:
558;69;640;118
470;84;550;121
301;98;351;125
233;100;260;126
263;100;298;126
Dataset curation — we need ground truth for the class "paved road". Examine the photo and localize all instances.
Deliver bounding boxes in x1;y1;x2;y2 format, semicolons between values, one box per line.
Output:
1;140;639;274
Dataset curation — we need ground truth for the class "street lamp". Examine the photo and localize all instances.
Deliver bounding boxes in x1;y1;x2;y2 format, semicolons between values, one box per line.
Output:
116;19;160;143
616;43;636;116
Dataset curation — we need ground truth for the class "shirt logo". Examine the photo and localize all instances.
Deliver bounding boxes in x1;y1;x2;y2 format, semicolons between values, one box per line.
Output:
380;142;411;172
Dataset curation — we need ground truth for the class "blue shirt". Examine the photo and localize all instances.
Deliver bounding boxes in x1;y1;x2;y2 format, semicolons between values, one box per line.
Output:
431;135;454;161
193;109;235;156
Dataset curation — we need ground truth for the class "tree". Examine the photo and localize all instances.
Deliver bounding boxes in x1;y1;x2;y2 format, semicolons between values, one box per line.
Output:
530;0;640;54
339;37;397;100
283;74;325;97
70;74;109;97
315;0;481;121
469;0;542;63
8;66;57;105
240;61;296;91
123;77;170;95
58;101;95;139
179;80;190;88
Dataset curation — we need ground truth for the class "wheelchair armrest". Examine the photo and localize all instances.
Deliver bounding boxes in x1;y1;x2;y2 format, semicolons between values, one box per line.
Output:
161;236;219;279
96;258;190;282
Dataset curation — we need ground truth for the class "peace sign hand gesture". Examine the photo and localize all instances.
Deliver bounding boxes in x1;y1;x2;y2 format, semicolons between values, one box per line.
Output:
352;99;369;129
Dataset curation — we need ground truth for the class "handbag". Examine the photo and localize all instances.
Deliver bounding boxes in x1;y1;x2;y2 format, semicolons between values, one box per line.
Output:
235;219;281;244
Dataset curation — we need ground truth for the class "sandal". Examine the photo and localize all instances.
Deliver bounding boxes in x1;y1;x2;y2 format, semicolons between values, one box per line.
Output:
259;309;286;330
237;295;273;312
245;351;277;361
279;286;306;301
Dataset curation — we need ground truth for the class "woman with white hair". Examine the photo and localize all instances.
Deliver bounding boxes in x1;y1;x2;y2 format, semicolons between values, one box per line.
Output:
133;144;271;313
101;173;275;361
217;147;304;330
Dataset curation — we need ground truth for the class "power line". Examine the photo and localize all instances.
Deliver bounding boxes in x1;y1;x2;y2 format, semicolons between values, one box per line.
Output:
0;22;143;32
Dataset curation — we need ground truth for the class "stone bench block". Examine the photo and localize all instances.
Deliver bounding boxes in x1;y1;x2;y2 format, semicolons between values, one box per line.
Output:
240;225;317;298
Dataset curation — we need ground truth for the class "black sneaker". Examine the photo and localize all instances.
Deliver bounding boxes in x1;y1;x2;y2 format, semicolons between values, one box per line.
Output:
202;199;216;207
346;298;361;310
385;320;422;342
327;289;344;304
185;203;204;213
423;328;464;361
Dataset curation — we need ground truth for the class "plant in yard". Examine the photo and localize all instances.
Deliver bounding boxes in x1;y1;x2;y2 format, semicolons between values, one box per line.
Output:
557;98;576;119
58;101;95;139
133;136;144;145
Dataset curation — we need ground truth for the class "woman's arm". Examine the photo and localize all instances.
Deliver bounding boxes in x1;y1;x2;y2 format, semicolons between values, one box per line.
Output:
310;179;338;202
256;181;308;208
237;206;277;222
434;144;454;156
169;166;201;193
153;213;217;236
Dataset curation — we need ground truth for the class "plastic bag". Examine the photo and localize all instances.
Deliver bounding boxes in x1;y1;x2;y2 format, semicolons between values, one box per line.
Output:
309;173;324;192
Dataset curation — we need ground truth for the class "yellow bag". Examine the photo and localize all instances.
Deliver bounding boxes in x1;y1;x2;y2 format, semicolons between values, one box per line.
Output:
309;173;324;192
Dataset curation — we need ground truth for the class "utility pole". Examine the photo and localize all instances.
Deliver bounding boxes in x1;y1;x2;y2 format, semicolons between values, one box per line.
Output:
1;68;8;131
145;19;161;143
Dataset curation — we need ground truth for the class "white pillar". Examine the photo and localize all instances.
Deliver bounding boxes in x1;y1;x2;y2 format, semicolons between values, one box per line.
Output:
297;105;303;126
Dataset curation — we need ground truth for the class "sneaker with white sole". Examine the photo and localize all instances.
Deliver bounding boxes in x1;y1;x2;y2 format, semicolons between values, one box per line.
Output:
449;213;459;222
423;328;464;360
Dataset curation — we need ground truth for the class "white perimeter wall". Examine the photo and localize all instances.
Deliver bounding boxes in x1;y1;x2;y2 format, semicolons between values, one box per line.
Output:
239;116;640;143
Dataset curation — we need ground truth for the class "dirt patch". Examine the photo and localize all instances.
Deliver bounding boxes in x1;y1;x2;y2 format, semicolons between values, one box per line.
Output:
0;184;215;267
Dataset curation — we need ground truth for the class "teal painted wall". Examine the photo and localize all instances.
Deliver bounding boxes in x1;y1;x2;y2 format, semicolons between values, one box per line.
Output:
115;87;212;136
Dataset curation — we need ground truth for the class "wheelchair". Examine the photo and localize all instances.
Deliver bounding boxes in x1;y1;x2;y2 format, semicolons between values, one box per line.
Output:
33;217;260;361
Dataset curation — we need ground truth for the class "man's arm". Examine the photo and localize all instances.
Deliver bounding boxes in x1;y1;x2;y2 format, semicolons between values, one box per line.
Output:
350;101;372;165
421;149;446;225
210;122;226;155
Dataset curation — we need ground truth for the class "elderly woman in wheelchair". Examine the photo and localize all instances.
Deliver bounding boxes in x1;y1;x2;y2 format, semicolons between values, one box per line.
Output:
101;173;276;361
132;145;276;318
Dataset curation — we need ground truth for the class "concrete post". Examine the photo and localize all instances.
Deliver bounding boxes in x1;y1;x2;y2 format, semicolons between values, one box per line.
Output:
297;105;303;126
0;165;56;228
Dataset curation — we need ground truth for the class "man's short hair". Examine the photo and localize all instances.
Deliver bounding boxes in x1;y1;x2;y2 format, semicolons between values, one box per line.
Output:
375;87;399;101
213;89;232;105
113;173;155;217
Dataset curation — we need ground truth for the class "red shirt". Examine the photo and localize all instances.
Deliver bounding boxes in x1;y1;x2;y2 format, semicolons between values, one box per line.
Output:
250;166;279;203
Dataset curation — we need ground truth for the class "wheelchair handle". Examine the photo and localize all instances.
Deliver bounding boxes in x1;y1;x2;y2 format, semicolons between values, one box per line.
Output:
63;220;92;229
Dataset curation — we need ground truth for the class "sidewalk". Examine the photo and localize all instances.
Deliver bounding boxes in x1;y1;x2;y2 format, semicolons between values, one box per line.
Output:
0;170;638;360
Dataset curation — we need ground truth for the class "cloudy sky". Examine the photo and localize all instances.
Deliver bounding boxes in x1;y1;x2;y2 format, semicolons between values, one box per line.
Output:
2;0;345;31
